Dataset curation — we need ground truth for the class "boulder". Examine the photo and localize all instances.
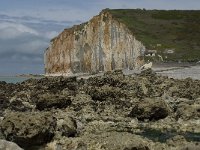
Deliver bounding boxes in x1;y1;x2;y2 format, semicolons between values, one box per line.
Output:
1;111;56;148
35;93;72;110
0;95;9;116
0;140;23;150
129;98;170;121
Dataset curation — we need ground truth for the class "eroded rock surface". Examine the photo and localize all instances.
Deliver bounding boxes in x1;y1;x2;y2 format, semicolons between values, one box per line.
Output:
0;69;200;149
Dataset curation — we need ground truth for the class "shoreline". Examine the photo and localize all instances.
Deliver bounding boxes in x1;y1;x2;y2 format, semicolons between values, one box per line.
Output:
0;69;200;149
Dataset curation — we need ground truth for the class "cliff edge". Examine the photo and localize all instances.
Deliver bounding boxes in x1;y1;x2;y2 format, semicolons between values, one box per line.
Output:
45;9;200;76
44;10;145;76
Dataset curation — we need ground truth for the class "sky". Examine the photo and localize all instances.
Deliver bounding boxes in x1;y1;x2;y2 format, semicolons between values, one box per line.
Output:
0;0;199;75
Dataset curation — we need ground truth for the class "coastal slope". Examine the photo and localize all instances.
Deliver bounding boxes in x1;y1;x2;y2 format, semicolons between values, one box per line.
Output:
109;9;200;61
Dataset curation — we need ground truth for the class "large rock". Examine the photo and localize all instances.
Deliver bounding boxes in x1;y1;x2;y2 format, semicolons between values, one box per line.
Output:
1;111;56;148
129;98;170;121
0;94;9;116
35;93;72;110
0;140;23;150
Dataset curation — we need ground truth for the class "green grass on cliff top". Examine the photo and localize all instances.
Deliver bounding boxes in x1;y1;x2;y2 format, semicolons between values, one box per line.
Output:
108;9;200;61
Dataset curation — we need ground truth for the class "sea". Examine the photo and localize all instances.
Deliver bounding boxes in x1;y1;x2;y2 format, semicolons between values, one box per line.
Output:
0;65;200;84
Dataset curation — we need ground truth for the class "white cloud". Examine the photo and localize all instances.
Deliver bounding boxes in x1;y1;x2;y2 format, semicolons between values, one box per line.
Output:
0;22;39;39
0;21;49;63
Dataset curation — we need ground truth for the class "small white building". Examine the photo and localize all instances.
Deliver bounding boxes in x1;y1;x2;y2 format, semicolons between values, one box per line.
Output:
145;50;157;57
164;49;175;54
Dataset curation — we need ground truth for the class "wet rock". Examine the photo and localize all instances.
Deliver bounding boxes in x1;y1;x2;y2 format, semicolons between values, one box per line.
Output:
139;68;156;77
0;94;9;116
129;98;170;121
45;76;78;91
0;140;23;150
176;103;200;120
9;100;34;112
86;85;124;101
35;93;72;110
1;111;56;148
22;76;78;92
1;66;200;149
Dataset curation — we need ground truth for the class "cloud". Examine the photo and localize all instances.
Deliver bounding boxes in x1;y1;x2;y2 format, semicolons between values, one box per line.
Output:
0;16;68;75
0;21;48;75
0;22;39;40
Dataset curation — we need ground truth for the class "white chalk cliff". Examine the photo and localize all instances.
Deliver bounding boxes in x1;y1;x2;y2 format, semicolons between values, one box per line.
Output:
44;10;145;76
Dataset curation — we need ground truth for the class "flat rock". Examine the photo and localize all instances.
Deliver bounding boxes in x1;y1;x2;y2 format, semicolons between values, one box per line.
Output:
46;132;150;150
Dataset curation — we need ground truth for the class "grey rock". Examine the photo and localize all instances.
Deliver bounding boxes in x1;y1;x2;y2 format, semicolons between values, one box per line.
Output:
0;140;23;150
1;111;56;149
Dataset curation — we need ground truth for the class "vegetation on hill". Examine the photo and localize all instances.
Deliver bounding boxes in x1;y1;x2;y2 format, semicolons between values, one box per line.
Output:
108;9;200;62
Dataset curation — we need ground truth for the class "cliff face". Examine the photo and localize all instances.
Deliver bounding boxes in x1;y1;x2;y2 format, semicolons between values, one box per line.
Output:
44;10;145;76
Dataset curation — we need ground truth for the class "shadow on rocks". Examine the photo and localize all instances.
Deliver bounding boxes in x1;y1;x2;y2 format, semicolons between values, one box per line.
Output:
129;98;170;121
0;112;56;149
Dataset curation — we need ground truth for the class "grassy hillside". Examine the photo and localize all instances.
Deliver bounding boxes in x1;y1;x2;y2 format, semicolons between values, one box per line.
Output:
108;9;200;62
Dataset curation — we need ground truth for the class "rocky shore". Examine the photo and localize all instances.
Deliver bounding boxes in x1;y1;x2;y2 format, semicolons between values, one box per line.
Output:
0;69;200;150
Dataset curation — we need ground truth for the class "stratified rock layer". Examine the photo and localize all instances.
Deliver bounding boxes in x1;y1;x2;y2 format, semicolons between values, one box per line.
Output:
45;10;145;76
